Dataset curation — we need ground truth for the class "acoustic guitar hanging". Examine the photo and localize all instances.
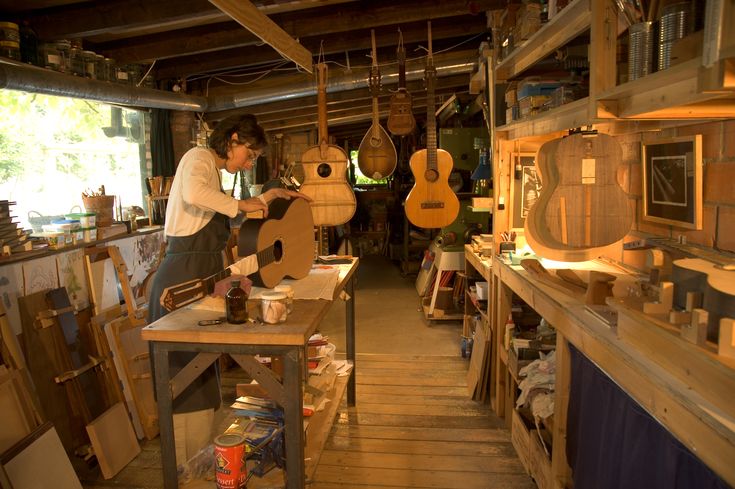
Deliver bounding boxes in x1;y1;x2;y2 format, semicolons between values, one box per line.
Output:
387;30;416;137
299;62;356;226
357;29;397;180
404;21;459;229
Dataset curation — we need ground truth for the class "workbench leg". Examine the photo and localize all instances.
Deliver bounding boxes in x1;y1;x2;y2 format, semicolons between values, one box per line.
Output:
283;347;305;488
346;275;356;406
152;344;177;489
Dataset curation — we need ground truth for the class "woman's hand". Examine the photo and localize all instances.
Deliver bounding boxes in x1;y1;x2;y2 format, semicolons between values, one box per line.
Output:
263;188;312;202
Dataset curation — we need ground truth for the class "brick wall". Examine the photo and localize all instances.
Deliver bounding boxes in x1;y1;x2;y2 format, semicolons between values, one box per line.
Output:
616;119;735;268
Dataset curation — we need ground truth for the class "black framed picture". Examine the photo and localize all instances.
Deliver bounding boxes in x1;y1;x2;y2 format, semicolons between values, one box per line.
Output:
642;135;702;230
511;153;541;229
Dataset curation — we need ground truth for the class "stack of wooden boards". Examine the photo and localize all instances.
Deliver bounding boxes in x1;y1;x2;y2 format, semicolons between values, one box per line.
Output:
0;244;158;486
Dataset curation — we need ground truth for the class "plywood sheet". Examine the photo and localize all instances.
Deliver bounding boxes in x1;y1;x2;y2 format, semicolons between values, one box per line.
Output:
1;423;82;489
85;402;140;479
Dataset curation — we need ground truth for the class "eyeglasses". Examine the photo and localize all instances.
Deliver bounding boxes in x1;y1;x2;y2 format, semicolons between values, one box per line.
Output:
246;148;262;162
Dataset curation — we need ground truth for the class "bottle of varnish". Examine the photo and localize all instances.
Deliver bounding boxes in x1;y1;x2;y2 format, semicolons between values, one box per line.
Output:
226;280;249;324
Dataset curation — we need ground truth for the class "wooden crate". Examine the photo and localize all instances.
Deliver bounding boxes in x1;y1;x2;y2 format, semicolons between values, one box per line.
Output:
529;429;553;489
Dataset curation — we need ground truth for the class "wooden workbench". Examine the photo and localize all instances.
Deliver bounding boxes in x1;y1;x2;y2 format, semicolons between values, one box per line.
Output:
141;259;358;489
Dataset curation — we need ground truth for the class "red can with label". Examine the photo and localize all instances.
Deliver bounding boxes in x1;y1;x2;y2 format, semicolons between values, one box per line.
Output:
214;433;247;489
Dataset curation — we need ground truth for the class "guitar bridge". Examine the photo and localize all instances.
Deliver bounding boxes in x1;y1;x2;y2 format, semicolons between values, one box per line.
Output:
421;201;445;209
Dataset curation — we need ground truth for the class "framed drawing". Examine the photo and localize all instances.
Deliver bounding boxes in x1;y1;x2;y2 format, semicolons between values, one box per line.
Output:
642;135;702;230
511;153;542;229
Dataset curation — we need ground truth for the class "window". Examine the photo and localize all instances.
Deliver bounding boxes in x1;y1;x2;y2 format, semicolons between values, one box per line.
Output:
350;149;388;186
0;90;147;230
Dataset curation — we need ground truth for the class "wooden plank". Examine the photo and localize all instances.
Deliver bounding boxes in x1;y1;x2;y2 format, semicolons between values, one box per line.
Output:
466;324;488;398
109;316;160;440
0;368;33;454
355;384;470;397
325;435;517;457
84;252;120;317
495;0;591;81
354;392;486;408
1;422;82;489
208;0;313;73
328;425;511;443
318;450;526;473
312;464;536;488
86;402;141;479
304;374;348;479
332;412;503;430
339;401;491;417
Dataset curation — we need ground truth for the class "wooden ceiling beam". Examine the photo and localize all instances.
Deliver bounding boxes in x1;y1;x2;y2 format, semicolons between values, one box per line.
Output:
208;0;313;73
94;0;496;63
154;16;487;79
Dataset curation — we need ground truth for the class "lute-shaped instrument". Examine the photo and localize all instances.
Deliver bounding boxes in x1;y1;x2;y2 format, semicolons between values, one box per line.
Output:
357;29;397;180
404;22;459;229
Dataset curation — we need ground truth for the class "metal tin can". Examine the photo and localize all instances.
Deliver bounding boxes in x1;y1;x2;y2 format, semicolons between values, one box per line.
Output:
214;433;247;489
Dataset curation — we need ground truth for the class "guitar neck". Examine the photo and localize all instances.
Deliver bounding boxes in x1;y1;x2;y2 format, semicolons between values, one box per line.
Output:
316;63;329;144
372;96;380;136
425;21;437;172
425;65;437;172
397;47;406;88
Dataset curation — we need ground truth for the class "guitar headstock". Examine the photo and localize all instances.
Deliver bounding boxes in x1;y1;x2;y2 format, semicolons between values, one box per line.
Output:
160;278;206;312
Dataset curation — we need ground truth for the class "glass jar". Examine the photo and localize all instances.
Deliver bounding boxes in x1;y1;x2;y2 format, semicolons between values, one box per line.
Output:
40;41;66;71
260;291;288;324
225;280;249;324
103;58;115;82
95;54;106;81
82;50;96;78
274;284;294;314
68;47;84;76
0;22;20;61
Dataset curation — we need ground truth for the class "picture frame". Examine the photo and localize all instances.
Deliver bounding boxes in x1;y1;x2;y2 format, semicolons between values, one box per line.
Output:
511;152;542;229
642;135;702;230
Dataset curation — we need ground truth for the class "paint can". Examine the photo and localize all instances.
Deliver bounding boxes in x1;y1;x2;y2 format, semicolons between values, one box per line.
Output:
214;433;248;489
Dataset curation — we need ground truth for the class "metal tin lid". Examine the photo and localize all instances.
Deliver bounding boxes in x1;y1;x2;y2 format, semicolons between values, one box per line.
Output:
214;433;245;447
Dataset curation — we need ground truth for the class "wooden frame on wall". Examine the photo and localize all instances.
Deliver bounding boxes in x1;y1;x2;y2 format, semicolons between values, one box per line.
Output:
642;135;702;230
511;152;541;229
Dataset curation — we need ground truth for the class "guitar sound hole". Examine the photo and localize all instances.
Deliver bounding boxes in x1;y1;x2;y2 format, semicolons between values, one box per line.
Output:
317;163;332;178
273;239;283;262
424;168;438;182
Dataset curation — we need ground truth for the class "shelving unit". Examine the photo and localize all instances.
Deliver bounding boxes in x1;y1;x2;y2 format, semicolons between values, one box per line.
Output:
480;0;735;486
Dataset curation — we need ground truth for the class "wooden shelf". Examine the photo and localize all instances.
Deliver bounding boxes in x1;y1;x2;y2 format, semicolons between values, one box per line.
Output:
596;57;735;120
497;97;589;140
495;0;591;81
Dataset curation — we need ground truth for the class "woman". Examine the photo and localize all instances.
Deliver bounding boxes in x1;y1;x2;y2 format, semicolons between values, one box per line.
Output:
147;114;308;466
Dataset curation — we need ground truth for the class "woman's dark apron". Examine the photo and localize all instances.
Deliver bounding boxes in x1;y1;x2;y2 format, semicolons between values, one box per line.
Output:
148;213;230;414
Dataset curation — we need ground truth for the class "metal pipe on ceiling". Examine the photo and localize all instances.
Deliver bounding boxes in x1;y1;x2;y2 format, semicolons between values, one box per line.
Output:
0;59;208;112
208;49;478;113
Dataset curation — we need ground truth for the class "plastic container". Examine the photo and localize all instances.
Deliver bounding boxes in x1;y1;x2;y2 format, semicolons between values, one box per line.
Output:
274;284;294;313
65;212;96;229
0;22;20;59
38;231;65;249
260;291;288;324
82;227;97;243
49;218;81;233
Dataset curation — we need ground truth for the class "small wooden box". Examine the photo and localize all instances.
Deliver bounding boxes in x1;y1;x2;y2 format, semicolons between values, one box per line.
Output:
472;197;493;209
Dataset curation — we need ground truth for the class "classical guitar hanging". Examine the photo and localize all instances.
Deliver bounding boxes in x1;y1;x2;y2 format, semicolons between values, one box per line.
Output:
357;29;397;181
404;21;459;229
299;62;356;226
160;198;314;312
387;30;416;137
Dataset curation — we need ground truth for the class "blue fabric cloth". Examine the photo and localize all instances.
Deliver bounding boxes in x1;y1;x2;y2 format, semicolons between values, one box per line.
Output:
566;344;730;489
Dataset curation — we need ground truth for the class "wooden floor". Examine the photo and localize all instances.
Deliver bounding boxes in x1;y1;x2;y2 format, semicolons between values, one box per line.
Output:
78;353;535;488
307;353;534;489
